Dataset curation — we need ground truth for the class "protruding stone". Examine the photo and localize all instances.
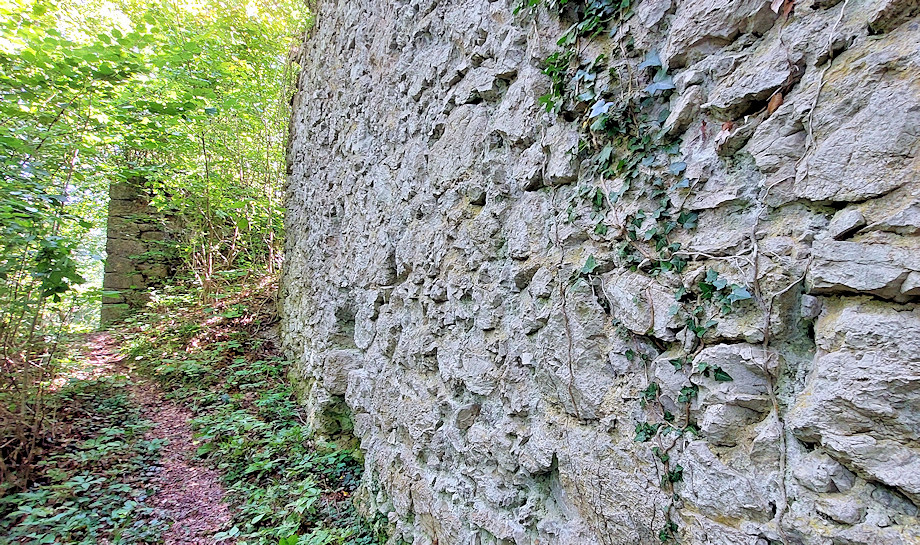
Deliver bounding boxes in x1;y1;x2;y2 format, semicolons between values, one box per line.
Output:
793;451;856;493
788;298;920;504
542;124;579;186
824;208;866;240
455;403;481;430
807;239;920;301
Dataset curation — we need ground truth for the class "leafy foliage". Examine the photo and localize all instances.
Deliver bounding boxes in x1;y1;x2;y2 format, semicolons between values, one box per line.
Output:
1;0;308;489
0;376;166;544
117;277;388;545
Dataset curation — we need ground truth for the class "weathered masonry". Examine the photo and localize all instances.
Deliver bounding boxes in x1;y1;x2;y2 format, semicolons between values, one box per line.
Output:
282;1;920;544
101;178;173;324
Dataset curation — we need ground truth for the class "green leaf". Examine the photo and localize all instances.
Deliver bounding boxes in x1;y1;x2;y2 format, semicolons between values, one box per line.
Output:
634;422;661;442
589;99;611;118
580;255;598;274
727;285;752;303
638;50;662;70
645;75;675;95
668;162;686;175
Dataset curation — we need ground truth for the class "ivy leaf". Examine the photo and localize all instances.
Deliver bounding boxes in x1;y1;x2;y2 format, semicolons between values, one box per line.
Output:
638;50;662;70
589;99;612;119
538;94;557;112
580;255;598;274
668;161;686;175
597;144;613;165
705;269;728;290
727;285;752;303
677;211;697;228
634;422;661;442
678;385;698;403
713;368;734;382
645;75;675;95
640;382;659;403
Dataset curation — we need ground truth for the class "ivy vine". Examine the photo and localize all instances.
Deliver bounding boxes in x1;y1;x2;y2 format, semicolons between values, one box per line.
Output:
512;1;758;542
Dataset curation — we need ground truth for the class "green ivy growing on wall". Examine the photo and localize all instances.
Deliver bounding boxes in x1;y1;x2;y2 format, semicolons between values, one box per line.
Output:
512;1;756;542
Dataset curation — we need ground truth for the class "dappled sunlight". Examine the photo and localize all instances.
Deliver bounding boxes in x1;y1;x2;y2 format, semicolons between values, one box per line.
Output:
48;333;123;392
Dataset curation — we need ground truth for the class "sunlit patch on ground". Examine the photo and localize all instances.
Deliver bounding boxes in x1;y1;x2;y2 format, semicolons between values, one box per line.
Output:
48;333;121;391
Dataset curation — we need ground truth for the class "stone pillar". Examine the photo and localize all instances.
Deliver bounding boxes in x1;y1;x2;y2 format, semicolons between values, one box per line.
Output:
101;178;173;324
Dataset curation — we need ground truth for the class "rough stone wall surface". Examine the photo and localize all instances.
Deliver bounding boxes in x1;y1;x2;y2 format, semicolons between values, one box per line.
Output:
101;179;172;323
281;1;920;544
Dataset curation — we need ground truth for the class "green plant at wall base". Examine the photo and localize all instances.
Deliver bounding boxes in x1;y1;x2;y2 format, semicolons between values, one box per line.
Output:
118;283;388;545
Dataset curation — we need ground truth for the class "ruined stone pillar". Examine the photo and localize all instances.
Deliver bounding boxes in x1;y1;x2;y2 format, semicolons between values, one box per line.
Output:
101;178;172;324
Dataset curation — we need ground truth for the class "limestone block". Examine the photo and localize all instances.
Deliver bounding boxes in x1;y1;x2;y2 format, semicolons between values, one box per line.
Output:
138;263;169;280
787;298;920;504
106;238;147;259
792;26;920;203
109;180;145;201
513;143;544;191
106;216;141;239
868;0;920;33
665;84;704;135
600;270;681;341
664;0;776;67
823;208;866;240
322;349;364;396
542;123;579;187
699;403;762;447
793;451;857;493
816;495;866;525
691;343;772;415
139;230;166;241
104;256;137;275
706;37;801;120
807;238;920;300
869;201;920;236
678;440;773;521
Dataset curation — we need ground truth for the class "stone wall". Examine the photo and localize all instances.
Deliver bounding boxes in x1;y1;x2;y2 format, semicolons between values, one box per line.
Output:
101;178;172;324
281;1;920;544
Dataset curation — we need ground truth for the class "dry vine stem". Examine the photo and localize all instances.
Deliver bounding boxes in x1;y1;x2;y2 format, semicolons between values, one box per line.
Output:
798;0;850;173
550;186;582;421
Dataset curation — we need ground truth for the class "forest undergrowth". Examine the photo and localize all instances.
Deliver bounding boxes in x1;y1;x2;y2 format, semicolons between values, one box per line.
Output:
1;275;387;545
